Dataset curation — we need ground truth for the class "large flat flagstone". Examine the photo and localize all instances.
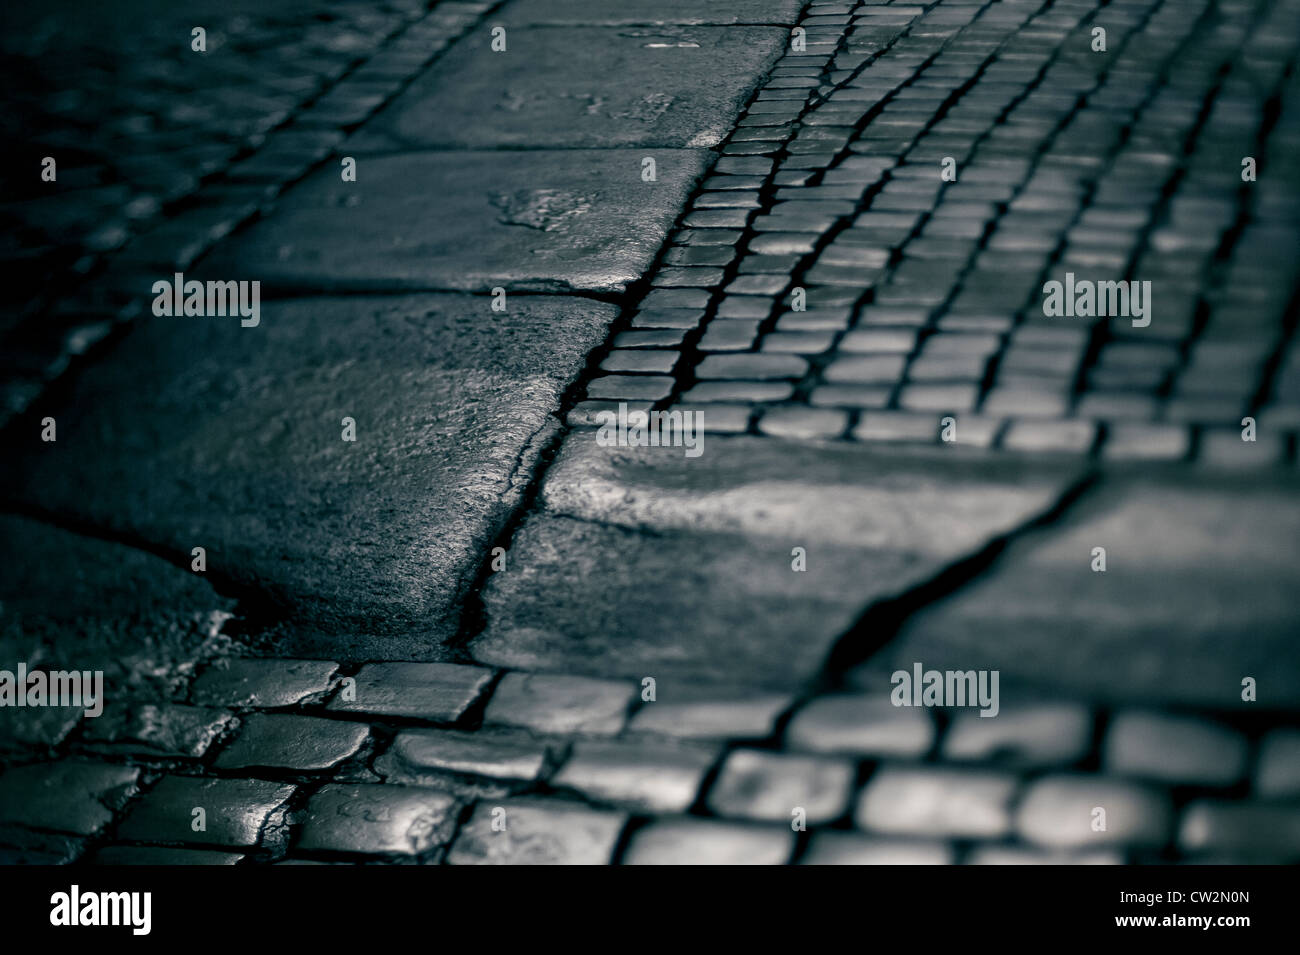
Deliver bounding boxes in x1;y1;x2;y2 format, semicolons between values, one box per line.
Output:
0;295;616;654
202;149;709;294
501;0;806;26
882;474;1300;711
0;515;236;745
472;438;1083;690
345;24;786;152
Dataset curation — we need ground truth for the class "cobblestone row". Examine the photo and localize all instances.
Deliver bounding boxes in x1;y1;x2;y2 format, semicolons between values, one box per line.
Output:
0;0;496;429
1;655;1296;864
570;0;1300;468
2;0;1297;868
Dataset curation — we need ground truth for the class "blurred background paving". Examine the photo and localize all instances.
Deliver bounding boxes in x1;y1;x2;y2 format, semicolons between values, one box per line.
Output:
0;0;1298;864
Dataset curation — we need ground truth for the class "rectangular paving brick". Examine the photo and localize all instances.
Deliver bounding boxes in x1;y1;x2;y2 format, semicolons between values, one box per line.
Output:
1015;775;1172;850
708;749;854;824
215;714;370;772
622;817;794;864
1103;711;1247;787
553;740;718;813
786;693;936;758
376;728;552;784
856;766;1018;839
297;784;459;857
117;776;295;848
328;662;493;723
448;799;627;865
191;659;338;709
485;673;637;736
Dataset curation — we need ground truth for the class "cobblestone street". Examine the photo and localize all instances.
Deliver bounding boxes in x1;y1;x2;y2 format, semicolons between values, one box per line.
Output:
1;0;1299;865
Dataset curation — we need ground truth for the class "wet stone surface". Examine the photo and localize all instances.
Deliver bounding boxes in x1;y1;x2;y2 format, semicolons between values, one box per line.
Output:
296;784;460;858
116;776;296;848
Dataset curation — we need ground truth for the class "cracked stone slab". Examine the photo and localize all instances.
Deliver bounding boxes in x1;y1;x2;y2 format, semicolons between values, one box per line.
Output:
473;438;1083;689
502;0;806;26
327;662;494;722
885;474;1300;710
116;776;296;848
202;150;710;294
190;659;339;709
347;24;785;151
81;703;236;760
1;295;614;653
297;784;459;857
214;714;370;772
0;760;140;835
0;515;236;716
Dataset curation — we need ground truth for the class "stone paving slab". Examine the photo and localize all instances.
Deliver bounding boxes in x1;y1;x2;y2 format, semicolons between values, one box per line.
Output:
1;295;615;652
346;24;786;151
0;761;139;836
191;659;339;709
203;150;710;293
297;784;460;857
327;662;494;722
214;714;370;772
116;776;296;848
501;0;805;26
473;437;1083;688
0;515;236;717
447;798;627;865
884;473;1300;709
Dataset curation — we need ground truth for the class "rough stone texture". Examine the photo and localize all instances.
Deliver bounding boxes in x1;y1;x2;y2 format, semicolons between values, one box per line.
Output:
90;847;243;865
0;827;85;865
191;659;338;709
81;704;235;759
214;714;369;771
1;295;616;654
297;784;459;857
504;0;806;26
622;817;794;864
484;673;638;736
348;24;785;151
0;705;85;751
204;150;710;294
475;438;1080;688
553;740;718;813
0;760;139;835
0;515;235;708
116;776;295;847
447;799;627;865
376;728;551;784
327;663;494;722
888;475;1300;709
